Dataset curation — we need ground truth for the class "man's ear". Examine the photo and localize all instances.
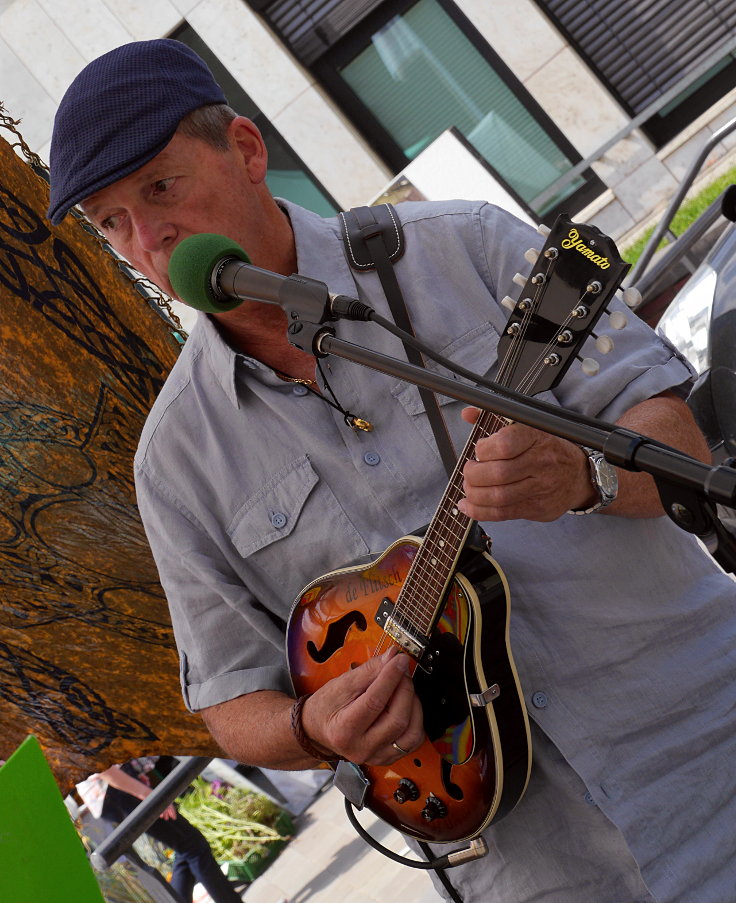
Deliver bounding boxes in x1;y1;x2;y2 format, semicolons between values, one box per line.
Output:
229;116;268;183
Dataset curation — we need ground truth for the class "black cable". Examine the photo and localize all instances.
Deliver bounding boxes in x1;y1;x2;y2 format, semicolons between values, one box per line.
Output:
418;840;465;903
344;800;465;902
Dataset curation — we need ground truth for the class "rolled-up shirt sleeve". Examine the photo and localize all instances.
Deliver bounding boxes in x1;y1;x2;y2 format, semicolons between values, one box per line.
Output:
135;466;293;712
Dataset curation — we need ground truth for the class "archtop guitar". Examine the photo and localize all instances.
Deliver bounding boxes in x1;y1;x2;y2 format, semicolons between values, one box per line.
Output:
287;215;630;843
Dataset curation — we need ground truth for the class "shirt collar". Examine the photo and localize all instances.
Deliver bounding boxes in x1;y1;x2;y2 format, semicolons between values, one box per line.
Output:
195;200;357;408
282;199;359;298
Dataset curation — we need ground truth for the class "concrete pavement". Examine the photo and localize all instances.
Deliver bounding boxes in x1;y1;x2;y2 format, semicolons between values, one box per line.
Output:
241;780;444;903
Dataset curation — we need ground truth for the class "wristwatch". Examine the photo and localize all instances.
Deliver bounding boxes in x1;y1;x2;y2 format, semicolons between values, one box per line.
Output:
568;447;618;515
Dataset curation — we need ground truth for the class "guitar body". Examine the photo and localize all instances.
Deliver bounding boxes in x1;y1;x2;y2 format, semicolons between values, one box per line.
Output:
287;535;532;842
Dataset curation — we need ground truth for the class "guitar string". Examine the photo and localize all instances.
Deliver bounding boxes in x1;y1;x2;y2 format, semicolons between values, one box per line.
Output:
385;261;556;632
372;255;601;656
378;273;560;642
386;259;560;631
372;252;563;656
506;288;592;397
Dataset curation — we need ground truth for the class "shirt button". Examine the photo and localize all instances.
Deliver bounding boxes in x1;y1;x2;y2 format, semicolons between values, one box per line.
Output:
292;384;309;396
271;512;288;529
531;691;548;709
363;452;381;466
584;791;596;806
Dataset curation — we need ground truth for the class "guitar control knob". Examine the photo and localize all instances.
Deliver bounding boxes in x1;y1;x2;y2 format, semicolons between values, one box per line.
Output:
393;778;420;805
421;794;448;822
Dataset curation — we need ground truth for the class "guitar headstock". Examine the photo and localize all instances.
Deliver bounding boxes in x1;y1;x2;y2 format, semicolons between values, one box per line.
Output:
496;214;630;395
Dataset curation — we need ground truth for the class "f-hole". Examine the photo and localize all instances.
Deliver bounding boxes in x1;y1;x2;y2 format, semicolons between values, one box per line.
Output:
306;611;368;663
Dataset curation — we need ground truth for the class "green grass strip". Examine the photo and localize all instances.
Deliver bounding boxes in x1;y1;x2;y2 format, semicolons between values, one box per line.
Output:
622;164;736;264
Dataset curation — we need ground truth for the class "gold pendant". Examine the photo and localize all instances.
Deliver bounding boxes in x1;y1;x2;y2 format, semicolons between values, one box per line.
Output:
349;417;374;432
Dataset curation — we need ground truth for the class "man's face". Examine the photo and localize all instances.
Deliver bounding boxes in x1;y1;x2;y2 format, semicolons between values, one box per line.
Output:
81;123;267;297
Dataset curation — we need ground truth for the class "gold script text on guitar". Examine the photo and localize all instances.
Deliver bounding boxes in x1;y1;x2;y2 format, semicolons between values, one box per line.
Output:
561;228;611;269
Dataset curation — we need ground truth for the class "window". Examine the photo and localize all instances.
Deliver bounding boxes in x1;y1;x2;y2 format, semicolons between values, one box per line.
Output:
252;0;603;219
535;0;736;148
171;24;339;217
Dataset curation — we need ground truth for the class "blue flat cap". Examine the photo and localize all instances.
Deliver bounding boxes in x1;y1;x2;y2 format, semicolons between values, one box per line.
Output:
47;39;227;226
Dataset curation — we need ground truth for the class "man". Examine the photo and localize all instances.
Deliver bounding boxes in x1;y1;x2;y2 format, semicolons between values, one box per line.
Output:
47;40;736;903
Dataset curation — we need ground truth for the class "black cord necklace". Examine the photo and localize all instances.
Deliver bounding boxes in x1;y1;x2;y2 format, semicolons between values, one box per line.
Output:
274;360;373;432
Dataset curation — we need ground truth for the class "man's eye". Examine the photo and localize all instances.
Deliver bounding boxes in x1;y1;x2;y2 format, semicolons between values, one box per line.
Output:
153;178;175;194
99;215;120;231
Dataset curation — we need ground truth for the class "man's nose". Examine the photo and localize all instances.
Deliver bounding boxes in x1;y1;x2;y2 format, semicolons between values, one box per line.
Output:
131;212;176;254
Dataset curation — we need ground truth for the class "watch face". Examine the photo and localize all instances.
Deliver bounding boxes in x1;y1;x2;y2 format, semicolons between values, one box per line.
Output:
595;458;618;499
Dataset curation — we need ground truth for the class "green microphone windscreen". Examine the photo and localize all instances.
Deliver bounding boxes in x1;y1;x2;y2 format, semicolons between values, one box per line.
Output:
168;233;252;312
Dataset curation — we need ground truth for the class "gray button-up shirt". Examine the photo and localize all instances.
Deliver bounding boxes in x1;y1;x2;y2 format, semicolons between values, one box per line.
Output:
135;200;736;902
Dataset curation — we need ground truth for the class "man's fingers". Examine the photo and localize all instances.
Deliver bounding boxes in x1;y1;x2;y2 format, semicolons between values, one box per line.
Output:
387;688;425;759
309;649;424;762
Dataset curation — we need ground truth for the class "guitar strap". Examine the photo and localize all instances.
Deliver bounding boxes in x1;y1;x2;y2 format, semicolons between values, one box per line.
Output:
340;204;466;902
339;204;457;479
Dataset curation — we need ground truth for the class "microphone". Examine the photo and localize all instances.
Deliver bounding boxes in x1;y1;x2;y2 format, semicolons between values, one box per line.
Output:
168;232;373;321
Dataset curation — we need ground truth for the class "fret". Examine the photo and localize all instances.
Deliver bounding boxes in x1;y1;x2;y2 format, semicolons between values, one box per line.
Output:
382;216;629;643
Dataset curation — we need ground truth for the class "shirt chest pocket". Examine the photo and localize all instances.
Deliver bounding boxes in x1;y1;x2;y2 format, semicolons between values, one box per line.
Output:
391;321;501;450
227;454;369;600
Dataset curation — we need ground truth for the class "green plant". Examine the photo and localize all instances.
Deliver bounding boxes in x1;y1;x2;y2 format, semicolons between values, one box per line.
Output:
622;164;736;265
175;778;292;863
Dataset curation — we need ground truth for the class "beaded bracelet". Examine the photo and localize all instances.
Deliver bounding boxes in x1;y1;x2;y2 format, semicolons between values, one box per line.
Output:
290;693;341;766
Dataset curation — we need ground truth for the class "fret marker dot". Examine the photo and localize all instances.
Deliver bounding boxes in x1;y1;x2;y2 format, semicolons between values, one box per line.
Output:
439;540;445;547
452;507;458;516
431;558;437;566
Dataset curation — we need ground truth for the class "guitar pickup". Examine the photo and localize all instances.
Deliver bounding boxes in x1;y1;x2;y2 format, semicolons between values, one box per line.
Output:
375;599;427;658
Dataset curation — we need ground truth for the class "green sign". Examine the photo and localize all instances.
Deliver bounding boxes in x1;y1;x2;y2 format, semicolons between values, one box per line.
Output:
0;736;104;902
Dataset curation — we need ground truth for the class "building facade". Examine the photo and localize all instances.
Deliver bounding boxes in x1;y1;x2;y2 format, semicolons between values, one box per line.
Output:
2;0;736;244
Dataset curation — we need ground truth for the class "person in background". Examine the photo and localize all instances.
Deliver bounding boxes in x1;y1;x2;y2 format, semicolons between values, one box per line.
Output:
76;757;242;903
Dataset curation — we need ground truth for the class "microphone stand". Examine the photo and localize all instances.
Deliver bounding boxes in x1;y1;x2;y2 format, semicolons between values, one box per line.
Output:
277;279;736;574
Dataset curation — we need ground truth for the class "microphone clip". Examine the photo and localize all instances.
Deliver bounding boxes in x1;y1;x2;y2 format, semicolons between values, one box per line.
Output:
279;274;336;356
277;274;335;325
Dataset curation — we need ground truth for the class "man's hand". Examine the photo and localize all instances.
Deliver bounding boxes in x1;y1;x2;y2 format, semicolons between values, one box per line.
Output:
303;647;425;766
458;415;595;522
456;392;711;522
201;648;426;770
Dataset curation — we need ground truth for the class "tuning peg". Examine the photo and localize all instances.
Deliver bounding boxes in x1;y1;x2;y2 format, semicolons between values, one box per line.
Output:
537;223;551;238
622;286;642;308
608;310;627;330
501;295;516;311
595;335;614;354
524;247;539;265
580;357;600;376
512;272;528;287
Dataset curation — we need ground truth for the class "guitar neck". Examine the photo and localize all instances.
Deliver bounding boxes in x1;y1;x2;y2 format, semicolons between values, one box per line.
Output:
394;408;506;637
387;214;629;644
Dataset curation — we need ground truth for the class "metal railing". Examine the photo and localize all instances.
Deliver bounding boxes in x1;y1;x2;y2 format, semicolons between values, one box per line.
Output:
89;756;212;872
627;116;736;288
529;36;736;213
